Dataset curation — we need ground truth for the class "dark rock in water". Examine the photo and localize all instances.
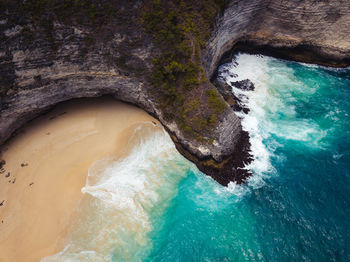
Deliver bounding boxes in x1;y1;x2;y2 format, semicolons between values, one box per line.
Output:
231;93;250;115
5;172;10;178
192;130;253;186
214;78;250;115
231;79;255;91
242;107;249;114
232;100;250;115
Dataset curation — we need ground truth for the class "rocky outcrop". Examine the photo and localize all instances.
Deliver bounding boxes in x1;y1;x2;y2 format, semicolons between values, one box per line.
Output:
206;0;350;78
0;3;244;186
1;0;350;186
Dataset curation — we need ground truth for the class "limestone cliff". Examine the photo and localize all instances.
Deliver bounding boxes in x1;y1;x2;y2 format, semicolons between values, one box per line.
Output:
1;0;350;186
206;0;350;78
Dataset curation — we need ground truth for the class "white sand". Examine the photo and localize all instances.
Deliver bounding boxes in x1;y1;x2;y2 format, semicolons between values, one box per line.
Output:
0;97;158;262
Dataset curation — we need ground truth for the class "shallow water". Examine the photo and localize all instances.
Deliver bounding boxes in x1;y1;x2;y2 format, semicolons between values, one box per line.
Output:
44;54;350;261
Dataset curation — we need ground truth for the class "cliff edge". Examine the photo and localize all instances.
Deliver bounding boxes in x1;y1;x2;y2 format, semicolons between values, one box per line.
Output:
206;0;350;78
1;0;350;185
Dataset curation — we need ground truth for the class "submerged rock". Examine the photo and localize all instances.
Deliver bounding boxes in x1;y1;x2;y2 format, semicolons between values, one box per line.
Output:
231;79;255;91
214;78;252;115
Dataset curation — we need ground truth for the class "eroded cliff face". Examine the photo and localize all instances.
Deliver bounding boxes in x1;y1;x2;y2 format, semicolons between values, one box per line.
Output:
0;1;244;185
206;0;350;78
0;5;158;145
1;0;350;185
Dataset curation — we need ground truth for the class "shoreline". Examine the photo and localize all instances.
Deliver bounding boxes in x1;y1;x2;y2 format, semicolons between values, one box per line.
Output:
211;42;350;82
1;0;350;187
0;97;158;262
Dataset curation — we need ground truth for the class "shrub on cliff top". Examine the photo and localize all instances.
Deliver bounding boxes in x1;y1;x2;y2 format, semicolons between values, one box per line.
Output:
142;0;228;135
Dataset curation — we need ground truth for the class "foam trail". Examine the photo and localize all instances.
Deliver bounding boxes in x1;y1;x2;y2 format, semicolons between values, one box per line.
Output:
219;54;275;191
218;53;329;192
41;123;194;262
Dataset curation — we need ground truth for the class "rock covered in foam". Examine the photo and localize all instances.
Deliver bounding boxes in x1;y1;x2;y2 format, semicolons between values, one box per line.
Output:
214;77;252;115
231;79;255;91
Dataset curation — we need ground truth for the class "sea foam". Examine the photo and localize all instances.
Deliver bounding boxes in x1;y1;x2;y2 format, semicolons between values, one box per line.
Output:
219;53;275;191
219;53;333;193
41;123;193;262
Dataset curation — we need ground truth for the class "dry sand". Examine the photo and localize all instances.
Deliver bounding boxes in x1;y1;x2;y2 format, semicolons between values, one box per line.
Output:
0;97;158;262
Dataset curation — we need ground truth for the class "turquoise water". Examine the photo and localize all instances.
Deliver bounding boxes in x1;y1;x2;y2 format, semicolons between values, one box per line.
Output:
43;54;350;261
145;54;350;261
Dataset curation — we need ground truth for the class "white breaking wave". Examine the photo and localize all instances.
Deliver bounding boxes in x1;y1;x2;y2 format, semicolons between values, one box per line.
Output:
218;53;327;192
298;61;350;72
41;123;194;262
40;53;339;262
219;53;275;191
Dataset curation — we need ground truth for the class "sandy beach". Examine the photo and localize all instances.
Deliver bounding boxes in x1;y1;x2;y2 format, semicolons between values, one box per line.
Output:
0;97;158;262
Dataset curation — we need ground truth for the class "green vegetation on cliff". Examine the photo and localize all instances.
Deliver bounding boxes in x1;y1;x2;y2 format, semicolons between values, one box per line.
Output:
0;0;122;99
0;0;229;143
0;0;117;25
142;0;228;139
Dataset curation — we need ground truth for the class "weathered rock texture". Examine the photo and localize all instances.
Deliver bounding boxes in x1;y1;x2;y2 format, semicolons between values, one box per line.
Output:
1;0;350;185
206;0;350;78
0;23;241;158
0;1;245;186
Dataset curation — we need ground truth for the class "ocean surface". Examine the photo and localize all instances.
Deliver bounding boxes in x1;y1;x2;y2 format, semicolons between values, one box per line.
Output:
43;53;350;261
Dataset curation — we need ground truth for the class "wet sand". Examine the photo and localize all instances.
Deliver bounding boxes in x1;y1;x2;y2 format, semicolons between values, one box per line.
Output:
0;97;158;262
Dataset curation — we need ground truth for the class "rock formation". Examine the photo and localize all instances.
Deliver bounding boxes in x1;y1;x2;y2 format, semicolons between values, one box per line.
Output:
206;0;350;78
1;0;350;185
